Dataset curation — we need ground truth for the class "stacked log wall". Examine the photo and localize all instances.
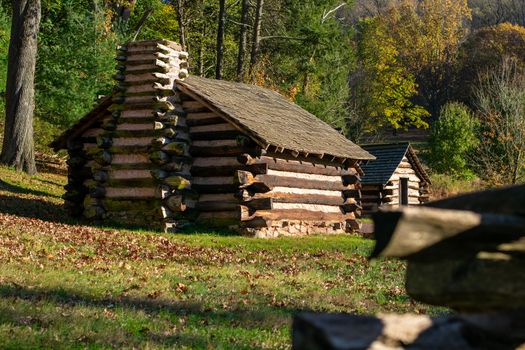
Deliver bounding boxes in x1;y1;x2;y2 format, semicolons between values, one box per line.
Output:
63;123;104;217
361;155;428;215
382;156;422;208
360;184;382;216
419;181;430;204
80;40;192;230
183;95;261;229
236;153;362;237
182;98;365;236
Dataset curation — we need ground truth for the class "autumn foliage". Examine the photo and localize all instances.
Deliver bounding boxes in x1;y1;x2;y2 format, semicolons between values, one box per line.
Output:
457;23;525;102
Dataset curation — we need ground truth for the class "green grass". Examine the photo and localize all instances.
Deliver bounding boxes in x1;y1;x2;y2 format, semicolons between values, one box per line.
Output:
0;165;436;349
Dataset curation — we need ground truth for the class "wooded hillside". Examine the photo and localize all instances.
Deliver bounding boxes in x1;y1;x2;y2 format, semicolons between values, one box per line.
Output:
0;0;524;186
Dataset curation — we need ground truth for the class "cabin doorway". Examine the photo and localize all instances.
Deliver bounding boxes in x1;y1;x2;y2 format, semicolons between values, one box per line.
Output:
399;178;409;206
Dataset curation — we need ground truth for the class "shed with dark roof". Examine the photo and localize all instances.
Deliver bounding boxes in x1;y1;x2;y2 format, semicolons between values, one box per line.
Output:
360;143;430;214
51;40;373;237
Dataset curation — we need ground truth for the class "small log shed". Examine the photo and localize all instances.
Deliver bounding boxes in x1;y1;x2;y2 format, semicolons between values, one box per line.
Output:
50;39;375;237
359;143;430;215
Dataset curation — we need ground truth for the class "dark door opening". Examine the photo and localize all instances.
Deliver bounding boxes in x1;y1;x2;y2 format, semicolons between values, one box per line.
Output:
400;178;408;206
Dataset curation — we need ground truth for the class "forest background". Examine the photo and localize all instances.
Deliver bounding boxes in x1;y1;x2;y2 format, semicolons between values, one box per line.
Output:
0;0;524;188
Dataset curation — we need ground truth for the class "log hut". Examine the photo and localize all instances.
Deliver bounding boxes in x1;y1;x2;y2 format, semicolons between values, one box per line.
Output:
50;39;375;237
359;143;430;215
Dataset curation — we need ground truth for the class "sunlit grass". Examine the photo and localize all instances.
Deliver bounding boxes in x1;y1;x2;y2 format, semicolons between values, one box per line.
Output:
0;165;436;349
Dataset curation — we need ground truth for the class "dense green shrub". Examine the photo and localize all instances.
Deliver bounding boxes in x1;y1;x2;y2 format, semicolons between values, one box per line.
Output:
429;102;479;177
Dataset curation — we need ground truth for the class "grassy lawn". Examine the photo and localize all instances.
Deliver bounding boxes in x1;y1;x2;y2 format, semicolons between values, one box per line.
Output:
0;165;436;349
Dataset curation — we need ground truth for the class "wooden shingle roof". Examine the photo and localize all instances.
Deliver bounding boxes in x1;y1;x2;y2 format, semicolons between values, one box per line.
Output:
176;76;374;161
360;143;431;185
51;76;374;161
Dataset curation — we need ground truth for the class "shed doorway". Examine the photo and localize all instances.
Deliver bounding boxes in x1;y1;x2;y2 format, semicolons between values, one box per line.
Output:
400;178;409;206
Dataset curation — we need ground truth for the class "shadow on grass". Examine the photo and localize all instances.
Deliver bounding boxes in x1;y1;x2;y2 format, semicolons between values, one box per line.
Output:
0;194;158;234
0;193;134;231
0;194;70;223
0;193;241;237
0;283;293;349
0;179;61;199
33;177;64;188
35;161;68;176
0;174;240;236
177;224;242;237
0;301;208;349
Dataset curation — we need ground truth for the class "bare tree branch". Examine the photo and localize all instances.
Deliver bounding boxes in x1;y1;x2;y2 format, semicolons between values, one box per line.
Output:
321;2;346;23
132;7;153;41
259;35;307;41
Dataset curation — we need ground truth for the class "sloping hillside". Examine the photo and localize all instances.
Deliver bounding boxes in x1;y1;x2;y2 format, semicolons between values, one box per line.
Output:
0;165;435;349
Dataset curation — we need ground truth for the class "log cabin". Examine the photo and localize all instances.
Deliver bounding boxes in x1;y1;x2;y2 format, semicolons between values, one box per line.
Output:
359;143;430;215
50;39;375;237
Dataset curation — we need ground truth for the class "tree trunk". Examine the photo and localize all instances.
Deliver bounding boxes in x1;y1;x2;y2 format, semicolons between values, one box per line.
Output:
236;0;249;81
302;72;309;95
249;0;264;79
117;0;136;22
131;7;152;41
215;0;226;79
174;0;187;51
198;14;207;77
512;150;521;185
198;36;204;76
0;0;41;175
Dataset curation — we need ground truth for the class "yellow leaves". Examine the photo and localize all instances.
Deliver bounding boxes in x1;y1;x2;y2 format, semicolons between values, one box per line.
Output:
118;261;131;270
270;294;287;308
357;5;445;130
147;3;179;39
287;85;300;100
384;0;471;70
147;290;162;299
238;270;251;277
460;23;525;81
102;307;116;320
175;282;188;294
